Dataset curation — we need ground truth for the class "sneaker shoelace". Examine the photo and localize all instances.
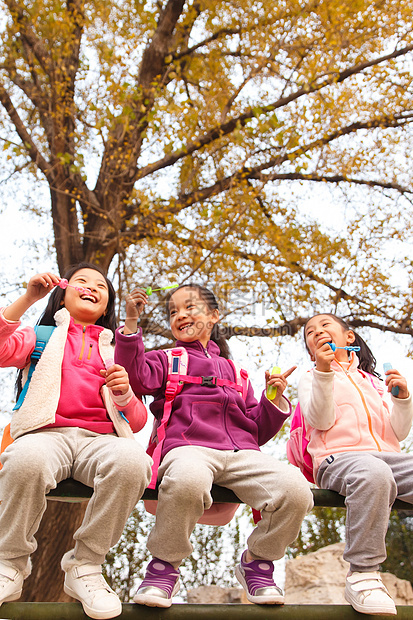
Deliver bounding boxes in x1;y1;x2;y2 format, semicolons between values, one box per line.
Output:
80;573;112;594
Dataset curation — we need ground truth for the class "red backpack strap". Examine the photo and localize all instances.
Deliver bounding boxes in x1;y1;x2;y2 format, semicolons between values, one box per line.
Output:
148;347;188;489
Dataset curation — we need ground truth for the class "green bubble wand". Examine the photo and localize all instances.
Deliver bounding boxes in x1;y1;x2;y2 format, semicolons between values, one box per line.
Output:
145;284;179;295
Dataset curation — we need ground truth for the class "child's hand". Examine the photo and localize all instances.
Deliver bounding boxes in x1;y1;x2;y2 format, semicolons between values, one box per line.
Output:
26;272;61;303
101;363;130;395
315;340;335;372
3;272;61;322
384;367;409;399
265;366;297;407
124;288;149;334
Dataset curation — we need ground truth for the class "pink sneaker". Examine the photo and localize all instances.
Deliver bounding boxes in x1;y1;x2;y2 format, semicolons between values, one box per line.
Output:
235;550;284;605
134;559;180;608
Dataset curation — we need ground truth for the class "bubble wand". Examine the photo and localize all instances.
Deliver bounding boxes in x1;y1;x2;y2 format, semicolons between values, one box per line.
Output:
58;279;92;295
266;365;281;400
328;343;360;352
145;284;179;295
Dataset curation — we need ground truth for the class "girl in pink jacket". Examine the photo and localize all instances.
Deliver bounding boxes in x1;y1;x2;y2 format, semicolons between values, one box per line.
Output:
298;313;413;616
0;264;152;620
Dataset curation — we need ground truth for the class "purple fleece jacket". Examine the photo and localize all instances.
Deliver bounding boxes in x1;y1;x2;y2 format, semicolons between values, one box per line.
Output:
115;328;291;459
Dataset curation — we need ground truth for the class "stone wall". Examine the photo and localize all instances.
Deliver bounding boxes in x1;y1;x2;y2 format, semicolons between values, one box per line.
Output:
187;543;413;605
285;542;413;605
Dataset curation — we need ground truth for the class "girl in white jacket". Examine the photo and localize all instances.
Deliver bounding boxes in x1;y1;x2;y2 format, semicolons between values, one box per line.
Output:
298;313;413;616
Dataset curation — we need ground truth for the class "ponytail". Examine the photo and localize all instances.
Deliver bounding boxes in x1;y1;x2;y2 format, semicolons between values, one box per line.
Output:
351;331;380;378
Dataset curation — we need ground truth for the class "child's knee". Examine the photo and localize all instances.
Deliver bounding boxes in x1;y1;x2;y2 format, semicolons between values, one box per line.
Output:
104;441;152;482
265;469;313;514
355;457;396;494
160;466;212;503
1;444;53;482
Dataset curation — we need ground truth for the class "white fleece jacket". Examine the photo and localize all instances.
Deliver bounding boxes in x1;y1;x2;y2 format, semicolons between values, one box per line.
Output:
7;308;134;440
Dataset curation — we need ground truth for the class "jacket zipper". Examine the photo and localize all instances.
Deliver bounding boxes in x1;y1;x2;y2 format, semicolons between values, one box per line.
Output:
206;345;240;450
78;326;86;361
337;361;381;451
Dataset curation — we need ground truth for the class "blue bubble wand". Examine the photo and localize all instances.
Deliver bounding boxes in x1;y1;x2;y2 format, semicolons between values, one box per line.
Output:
328;343;361;352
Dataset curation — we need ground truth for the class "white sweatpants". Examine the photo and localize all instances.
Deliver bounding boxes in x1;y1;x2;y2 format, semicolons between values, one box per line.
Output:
0;427;152;573
147;445;313;566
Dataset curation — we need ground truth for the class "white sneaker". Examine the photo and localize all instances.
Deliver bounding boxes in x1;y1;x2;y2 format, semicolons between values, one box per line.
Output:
63;563;122;620
0;562;23;606
345;572;397;615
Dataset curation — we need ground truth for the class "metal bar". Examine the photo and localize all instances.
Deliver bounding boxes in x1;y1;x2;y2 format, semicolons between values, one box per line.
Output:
2;603;413;619
46;479;413;511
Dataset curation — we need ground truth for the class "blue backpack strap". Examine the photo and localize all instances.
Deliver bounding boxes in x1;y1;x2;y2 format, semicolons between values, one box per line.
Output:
13;324;56;411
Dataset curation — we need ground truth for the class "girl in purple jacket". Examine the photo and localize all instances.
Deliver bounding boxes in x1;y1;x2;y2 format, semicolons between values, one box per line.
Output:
115;283;313;608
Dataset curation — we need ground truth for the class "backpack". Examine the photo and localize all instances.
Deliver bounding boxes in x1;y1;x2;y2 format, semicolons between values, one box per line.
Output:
144;347;250;526
286;369;385;485
0;324;56;469
286;403;314;484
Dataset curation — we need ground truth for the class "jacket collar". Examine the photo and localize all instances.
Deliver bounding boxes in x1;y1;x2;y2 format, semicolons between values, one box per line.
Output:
331;351;359;373
175;339;221;356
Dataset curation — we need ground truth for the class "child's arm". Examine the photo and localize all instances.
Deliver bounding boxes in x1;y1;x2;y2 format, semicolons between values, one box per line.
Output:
115;327;168;397
297;369;336;430
102;363;147;432
383;367;413;441
3;272;60;322
383;367;409;400
123;288;149;335
243;369;295;445
298;338;337;429
0;272;59;368
265;365;296;409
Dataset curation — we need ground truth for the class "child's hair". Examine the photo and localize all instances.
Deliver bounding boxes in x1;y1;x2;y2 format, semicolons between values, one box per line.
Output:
166;284;231;359
38;262;116;332
304;313;380;378
15;263;116;400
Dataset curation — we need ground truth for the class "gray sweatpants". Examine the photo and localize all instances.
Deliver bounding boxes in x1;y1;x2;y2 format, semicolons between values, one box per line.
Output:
316;451;413;573
147;446;314;566
0;427;152;574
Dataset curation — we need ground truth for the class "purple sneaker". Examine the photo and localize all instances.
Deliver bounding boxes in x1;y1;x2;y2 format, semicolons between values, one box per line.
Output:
133;558;180;608
235;550;284;605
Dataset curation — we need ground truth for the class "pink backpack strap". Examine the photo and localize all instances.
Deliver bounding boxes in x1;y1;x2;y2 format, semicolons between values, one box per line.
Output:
358;369;384;396
228;359;249;400
148;347;188;489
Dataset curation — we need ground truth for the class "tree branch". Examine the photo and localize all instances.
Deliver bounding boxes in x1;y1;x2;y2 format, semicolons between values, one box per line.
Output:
0;82;51;175
135;43;413;180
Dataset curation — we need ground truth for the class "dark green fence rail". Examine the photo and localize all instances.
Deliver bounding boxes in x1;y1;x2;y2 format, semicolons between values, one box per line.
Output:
2;603;413;619
46;477;413;510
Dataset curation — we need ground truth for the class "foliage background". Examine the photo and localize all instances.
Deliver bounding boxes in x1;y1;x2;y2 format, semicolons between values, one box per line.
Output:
1;0;413;600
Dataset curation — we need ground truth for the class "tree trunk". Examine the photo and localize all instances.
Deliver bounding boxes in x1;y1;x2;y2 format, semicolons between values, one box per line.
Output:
21;500;87;602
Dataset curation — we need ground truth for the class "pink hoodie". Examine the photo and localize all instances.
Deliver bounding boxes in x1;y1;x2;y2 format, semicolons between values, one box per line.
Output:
297;354;413;475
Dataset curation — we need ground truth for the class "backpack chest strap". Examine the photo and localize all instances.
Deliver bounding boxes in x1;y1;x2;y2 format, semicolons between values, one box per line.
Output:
170;374;245;393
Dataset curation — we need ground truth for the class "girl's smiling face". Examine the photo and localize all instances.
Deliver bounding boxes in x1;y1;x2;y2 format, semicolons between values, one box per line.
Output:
63;268;109;326
168;287;219;347
304;314;355;360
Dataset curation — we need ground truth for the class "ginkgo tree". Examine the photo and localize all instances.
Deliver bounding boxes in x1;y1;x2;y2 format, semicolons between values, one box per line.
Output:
1;0;413;603
1;0;413;342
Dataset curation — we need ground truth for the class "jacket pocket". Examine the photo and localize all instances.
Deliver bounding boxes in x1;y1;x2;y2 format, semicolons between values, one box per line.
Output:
183;400;230;445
